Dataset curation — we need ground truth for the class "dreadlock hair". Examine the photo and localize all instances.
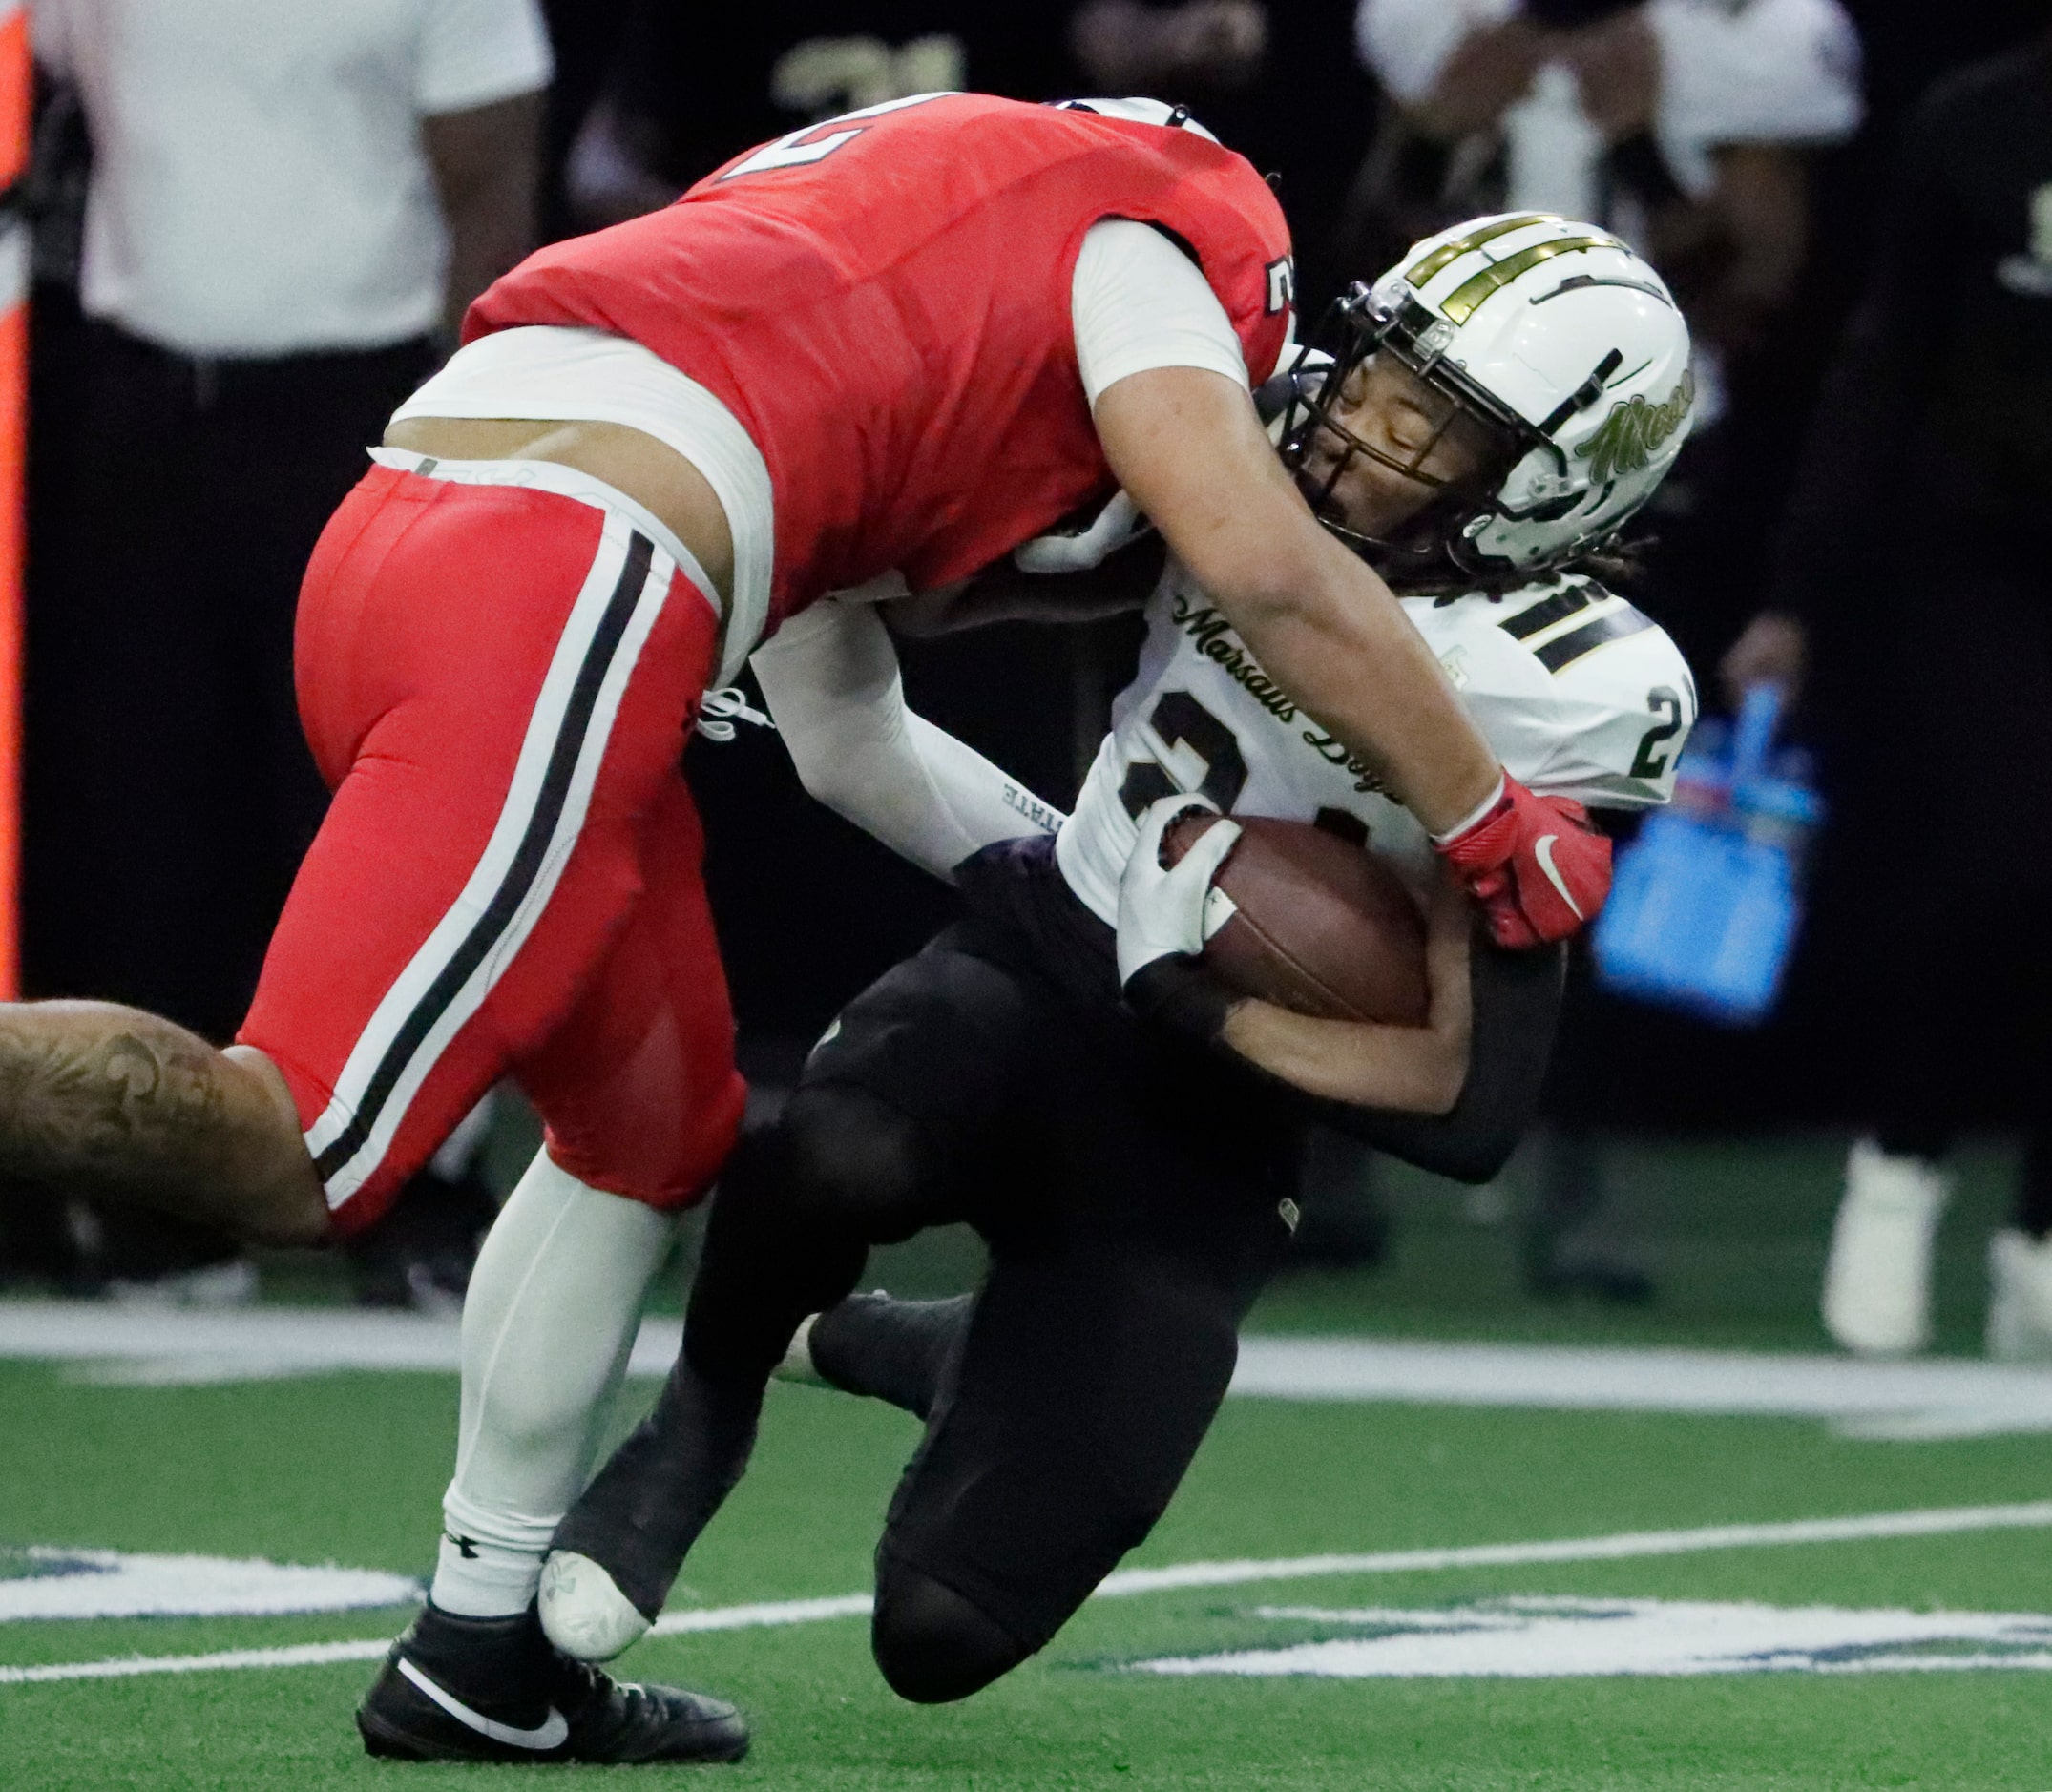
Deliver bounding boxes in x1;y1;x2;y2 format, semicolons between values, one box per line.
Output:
1382;533;1655;604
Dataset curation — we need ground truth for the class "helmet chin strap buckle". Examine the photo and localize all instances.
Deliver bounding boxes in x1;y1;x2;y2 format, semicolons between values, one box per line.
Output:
1538;348;1624;438
1410;315;1458;375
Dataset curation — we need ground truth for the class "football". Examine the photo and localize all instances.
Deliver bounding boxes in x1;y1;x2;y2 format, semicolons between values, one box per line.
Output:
1163;813;1430;1026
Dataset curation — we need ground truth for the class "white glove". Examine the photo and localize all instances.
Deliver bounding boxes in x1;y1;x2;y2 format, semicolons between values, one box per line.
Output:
1117;795;1242;987
1013;489;1148;573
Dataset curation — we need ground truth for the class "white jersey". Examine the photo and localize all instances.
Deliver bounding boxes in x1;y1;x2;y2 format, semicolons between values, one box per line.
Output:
1056;559;1698;925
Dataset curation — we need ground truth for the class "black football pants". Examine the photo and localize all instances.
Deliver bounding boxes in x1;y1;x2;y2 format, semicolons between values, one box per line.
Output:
1844;545;2052;1230
681;906;1301;1693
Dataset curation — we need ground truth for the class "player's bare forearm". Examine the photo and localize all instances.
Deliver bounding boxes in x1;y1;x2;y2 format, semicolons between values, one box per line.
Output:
1219;875;1473;1110
1215;536;1499;832
1223;1000;1464;1110
1698;144;1808;353
1093;366;1501;835
426;92;544;334
0;1003;326;1245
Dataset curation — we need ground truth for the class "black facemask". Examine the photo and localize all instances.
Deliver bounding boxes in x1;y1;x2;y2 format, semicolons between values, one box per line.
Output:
1275;291;1518;576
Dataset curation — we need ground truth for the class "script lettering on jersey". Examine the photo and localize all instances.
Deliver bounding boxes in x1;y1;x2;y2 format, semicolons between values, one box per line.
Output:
1297;730;1391;797
1167;592;1390;796
1170;593;1300;723
1574;370;1695;485
1001;782;1061;834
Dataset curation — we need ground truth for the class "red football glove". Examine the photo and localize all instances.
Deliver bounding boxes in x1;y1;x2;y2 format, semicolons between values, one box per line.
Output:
1432;775;1612;948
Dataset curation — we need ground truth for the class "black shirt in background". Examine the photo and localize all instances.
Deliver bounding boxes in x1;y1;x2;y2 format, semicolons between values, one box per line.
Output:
586;1;1374;307
1771;36;2052;616
613;3;1074;191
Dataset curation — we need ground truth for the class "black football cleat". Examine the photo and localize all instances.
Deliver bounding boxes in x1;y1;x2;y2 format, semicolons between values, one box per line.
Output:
356;1600;748;1765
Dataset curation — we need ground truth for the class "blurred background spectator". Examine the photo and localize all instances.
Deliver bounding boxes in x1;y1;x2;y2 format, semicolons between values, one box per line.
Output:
1349;0;1858;384
10;0;550;1302
1068;3;1373;309
549;3;1067;230
530;0;639;239
1;0;2049;1352
547;4;1372;297
1723;28;2052;1362
1342;0;1860;1290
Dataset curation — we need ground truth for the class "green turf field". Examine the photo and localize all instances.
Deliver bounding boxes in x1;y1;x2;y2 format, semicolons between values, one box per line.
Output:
5;1135;2051;1788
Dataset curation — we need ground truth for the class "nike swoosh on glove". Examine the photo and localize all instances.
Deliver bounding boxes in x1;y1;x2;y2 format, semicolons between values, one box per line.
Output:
1118;795;1244;1043
1432;775;1612;949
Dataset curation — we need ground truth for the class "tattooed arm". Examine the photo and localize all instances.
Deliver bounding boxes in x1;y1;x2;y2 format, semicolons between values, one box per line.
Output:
0;1003;326;1244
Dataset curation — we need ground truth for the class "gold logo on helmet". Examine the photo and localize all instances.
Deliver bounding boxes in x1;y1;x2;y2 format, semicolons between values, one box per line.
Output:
1575;371;1695;485
1404;214;1560;287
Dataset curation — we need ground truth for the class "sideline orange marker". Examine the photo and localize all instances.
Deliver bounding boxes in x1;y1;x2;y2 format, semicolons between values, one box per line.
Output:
0;0;31;996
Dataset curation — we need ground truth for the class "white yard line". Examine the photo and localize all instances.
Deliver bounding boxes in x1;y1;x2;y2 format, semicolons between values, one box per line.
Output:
0;1638;393;1684
0;1549;417;1623
1229;1337;2052;1441
7;1303;2052;1440
652;1594;872;1636
0;1302;683;1384
1090;1500;2052;1595
8;1501;2050;1689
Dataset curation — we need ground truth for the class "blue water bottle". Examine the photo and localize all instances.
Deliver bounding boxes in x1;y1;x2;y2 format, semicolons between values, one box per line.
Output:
1592;683;1824;1026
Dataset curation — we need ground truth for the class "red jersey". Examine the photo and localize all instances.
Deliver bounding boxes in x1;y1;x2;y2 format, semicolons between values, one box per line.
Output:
466;94;1292;626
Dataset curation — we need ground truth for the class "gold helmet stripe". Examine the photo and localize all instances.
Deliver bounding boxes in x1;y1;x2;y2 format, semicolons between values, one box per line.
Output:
1403;213;1564;288
1439;233;1621;323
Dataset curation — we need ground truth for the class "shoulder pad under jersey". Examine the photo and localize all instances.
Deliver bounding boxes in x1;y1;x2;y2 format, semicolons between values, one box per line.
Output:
1405;577;1698;809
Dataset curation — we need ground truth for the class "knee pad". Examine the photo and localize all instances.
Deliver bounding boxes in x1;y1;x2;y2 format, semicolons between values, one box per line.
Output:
870;1560;1026;1704
780;1083;933;1241
681;1089;933;1382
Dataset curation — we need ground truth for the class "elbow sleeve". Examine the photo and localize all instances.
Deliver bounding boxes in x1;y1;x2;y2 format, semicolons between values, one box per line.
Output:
1316;936;1566;1183
753;601;1056;881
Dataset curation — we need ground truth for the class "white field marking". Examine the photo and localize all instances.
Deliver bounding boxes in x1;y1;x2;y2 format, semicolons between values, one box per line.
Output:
0;1639;391;1685
1087;1500;2052;1596
1227;1336;2052;1442
1129;1594;2052;1679
1815;1653;2052;1672
0;1548;420;1624
8;1302;2052;1440
651;1594;872;1636
0;1302;680;1386
8;1501;2052;1689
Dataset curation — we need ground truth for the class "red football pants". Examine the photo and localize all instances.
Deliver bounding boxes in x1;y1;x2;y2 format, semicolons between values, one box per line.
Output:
240;463;745;1235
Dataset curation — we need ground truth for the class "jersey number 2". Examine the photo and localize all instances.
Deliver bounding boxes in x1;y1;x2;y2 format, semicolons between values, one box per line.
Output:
1119;691;1249;819
719;93;946;179
1629;685;1686;779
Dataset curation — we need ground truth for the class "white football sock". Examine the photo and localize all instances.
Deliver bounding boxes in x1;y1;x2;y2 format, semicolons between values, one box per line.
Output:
1821;1138;1950;1357
1987;1228;2052;1362
429;1150;679;1618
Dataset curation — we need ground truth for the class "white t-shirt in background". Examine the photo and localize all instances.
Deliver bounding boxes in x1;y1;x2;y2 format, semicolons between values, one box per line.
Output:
1355;0;1861;200
34;0;553;357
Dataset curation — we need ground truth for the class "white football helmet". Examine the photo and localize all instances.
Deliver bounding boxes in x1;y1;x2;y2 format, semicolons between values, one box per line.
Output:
1281;213;1694;579
1050;96;1220;143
